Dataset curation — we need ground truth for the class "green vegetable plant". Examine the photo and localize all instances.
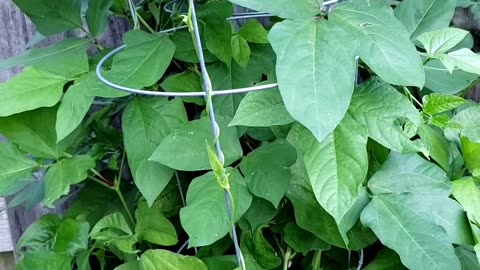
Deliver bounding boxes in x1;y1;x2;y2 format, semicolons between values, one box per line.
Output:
2;0;480;269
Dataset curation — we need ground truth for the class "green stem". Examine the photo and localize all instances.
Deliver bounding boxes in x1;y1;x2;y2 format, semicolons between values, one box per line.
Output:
403;86;423;108
136;11;156;33
116;187;135;224
90;169;114;186
283;247;292;270
117;150;127;182
312;250;322;270
88;175;114;190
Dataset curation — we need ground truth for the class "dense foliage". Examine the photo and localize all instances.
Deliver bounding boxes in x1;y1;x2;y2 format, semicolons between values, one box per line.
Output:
1;0;480;269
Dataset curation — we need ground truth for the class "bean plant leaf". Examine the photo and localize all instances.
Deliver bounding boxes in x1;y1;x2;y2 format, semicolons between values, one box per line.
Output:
239;139;297;207
418;124;450;171
171;30;216;64
452;178;480;225
350;79;425;153
140;250;208;270
13;0;83;35
135;201;178;246
330;1;425;87
203;20;233;65
90;212;133;239
364;248;406;270
229;0;323;19
240;227;282;269
231;34;251;68
449;105;480;143
0;67;67;117
417;28;470;54
86;0;114;37
230;88;294;127
43;155;96;207
394;0;457;41
440;48;480;76
123;97;187;206
150;117;242;171
54;219;90;255
461;137;480;176
160;71;204;105
114;261;140;270
456;246;480;270
239;20;269;44
180;169;252;247
423;93;467;115
424;59;478;95
0;142;38;195
269;18;358;143
283;222;330;254
17;214;62;253
18;251;72;270
293;114;368;237
0;38;90;78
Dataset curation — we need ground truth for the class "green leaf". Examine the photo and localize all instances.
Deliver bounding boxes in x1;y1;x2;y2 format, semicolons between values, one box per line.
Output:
418;124;450;171
123;97;187;206
361;194;461;270
242;197;277;230
283;222;330;254
197;0;234;21
423;93;467;115
19;251;72;270
293;114;368;237
17;214;61;253
367;152;451;196
229;0;323;19
43;155;95;207
461;137;480;176
90;212;132;239
330;2;425;87
13;0;82;35
240;227;282;269
140;250;207;270
424;59;478;95
0;67;67;117
0;142;37;195
135;201;178;246
417;28;470;54
86;0;114;37
231;34;251;68
394;0;457;41
204;20;233;65
239;19;269;44
249;44;276;77
76;248;93;270
114;261;140;270
54;219;90;255
230;88;294;127
449;105;480;143
102;30;175;89
269;18;358;143
160;71;205;105
456;246;480;270
240;139;297;207
203;256;237;270
75;72;129;98
452;178;480;225
0;38;89;78
441;48;480;75
364;248;406;270
171;30;216;63
180;169;252;247
150;117;242;171
350;79;425;153
55;77;95;142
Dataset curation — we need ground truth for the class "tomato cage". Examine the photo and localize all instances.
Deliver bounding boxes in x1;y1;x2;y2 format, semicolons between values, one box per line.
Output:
95;0;348;268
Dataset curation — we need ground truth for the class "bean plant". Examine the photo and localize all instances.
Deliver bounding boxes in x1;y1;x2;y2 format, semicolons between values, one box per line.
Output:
1;0;480;269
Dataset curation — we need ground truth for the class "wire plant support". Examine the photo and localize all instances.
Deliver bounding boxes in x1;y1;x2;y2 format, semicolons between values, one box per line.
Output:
95;0;347;269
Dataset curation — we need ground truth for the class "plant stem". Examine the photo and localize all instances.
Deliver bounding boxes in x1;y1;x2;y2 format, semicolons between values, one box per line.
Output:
312;250;322;270
283;247;292;270
116;187;135;224
88;175;114;190
136;11;156;33
90;169;114;186
117;150;127;182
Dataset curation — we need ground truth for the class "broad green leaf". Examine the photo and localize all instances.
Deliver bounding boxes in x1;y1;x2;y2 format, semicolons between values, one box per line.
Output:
394;0;457;41
452;178;480;225
43;155;95;207
364;248;406;270
90;212;132;239
197;0;234;21
461;137;480;176
423;93;467;115
135;201;178;246
203;256;237;270
150;117;242;171
171;30;216;63
350;79;425;153
239;20;269;44
0;39;89;78
283;222;330;254
361;194;461;270
204;20;233;65
441;48;480;75
140;250;207;270
54;219;90;255
456;246;480;270
294;114;368;236
0;107;82;159
19;251;72;270
0;67;67;117
114;261;140;270
424;59;478;95
0;142;37;195
367;152;451;196
76;72;130;98
269;18;358;143
86;0;114;36
76;248;93;270
102;30;175;89
13;0;82;35
55;77;95;142
17;214;61;253
242;197;277;230
330;2;425;87
240;139;297;207
123;97;187;205
418;124;450;171
241;227;282;269
180;169;252;247
229;0;323;19
249;44;276;77
449;105;480;143
231;34;251;68
417;28;470;54
160;71;204;105
230;89;294;127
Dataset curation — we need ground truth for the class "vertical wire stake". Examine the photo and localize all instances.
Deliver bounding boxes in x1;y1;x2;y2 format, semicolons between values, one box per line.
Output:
188;0;245;269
